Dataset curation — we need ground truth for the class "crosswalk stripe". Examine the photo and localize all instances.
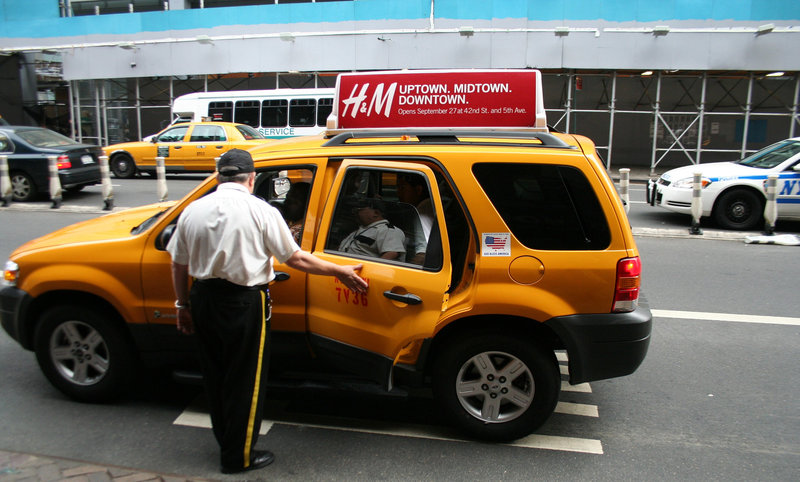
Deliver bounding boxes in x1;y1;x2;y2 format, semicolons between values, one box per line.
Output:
562;381;592;393
555;402;599;417
652;309;800;326
173;402;602;454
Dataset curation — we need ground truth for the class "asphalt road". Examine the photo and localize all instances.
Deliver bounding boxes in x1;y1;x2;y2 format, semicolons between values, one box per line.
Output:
0;176;798;480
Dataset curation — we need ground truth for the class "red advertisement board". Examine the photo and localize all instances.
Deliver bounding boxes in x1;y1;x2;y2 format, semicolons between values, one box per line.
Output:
329;69;546;131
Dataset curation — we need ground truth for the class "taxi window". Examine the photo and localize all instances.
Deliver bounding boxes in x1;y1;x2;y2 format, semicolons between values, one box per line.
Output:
254;167;316;245
189;125;226;142
156;126;189;143
326;167;441;268
261;100;288;128
473;163;610;250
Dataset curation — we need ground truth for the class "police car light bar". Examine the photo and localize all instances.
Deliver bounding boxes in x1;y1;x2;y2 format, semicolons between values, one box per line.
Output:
326;69;547;134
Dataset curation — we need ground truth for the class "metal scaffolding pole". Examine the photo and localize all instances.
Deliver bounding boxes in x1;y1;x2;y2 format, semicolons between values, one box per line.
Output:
695;73;707;165
791;76;799;139
649;72;662;176
606;71;617;169
741;73;754;158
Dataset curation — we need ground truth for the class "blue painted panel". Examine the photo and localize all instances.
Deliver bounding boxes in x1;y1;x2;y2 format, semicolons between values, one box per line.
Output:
2;0;800;40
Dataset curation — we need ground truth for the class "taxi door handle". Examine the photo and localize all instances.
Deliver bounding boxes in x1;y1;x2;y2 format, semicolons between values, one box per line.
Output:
215;145;224;149
173;146;182;149
274;271;290;282
383;291;422;305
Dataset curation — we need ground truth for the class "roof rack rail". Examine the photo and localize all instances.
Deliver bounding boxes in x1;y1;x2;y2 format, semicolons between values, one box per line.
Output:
323;130;575;149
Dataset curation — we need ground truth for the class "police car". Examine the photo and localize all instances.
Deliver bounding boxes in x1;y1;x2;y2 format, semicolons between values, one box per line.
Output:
647;137;800;230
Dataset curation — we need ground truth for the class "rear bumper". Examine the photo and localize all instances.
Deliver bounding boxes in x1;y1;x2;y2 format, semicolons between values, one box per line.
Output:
60;165;101;188
545;306;652;384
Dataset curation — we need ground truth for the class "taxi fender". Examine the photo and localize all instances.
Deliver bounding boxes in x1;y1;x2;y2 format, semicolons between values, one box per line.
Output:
22;263;144;326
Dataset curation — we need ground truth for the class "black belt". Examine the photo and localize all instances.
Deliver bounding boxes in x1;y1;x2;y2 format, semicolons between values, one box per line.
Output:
195;278;270;293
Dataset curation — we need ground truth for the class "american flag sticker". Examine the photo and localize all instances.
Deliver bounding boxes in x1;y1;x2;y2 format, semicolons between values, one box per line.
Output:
482;232;511;257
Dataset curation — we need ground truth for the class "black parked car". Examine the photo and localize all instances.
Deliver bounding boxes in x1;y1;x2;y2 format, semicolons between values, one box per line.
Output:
0;126;102;202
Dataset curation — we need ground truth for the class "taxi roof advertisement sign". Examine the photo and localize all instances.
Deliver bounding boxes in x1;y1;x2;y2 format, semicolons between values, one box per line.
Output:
329;69;547;132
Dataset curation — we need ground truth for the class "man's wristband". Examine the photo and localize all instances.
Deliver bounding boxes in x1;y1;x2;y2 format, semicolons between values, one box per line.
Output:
175;300;190;309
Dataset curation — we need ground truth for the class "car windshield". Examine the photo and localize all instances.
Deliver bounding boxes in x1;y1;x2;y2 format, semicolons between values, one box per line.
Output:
236;124;266;140
17;129;78;148
737;139;800;169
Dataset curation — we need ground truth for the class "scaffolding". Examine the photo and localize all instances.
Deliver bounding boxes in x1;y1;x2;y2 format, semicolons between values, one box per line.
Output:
68;69;799;173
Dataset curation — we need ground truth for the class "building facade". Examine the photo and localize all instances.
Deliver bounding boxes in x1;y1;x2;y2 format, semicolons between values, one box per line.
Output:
1;0;799;171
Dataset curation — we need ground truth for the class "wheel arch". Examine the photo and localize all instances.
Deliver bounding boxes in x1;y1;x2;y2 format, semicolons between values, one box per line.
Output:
21;290;136;352
423;315;563;376
711;184;765;213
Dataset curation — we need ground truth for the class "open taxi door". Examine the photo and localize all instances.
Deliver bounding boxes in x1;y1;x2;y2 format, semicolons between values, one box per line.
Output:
305;160;451;389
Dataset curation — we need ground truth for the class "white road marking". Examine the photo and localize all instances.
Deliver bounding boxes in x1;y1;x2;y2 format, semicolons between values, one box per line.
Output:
559;364;569;375
555;402;599;417
562;381;592;393
173;399;603;454
652;309;800;326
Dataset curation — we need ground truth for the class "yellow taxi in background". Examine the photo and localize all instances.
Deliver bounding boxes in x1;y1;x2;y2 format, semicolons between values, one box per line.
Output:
1;70;651;442
103;121;273;178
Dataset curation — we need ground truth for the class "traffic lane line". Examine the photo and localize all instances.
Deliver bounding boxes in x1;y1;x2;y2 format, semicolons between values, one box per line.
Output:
173;399;603;455
652;309;800;326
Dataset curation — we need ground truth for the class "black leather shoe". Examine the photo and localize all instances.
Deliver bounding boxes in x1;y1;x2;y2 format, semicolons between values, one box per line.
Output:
221;450;275;474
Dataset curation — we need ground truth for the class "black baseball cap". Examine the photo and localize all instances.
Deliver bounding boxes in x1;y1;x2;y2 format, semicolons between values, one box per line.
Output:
217;148;254;174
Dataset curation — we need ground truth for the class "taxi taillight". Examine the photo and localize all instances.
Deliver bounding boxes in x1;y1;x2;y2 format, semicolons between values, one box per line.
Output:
613;257;641;313
56;155;71;169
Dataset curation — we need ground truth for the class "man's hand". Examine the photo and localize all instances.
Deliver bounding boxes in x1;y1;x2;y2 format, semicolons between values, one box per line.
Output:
337;264;368;294
177;308;194;335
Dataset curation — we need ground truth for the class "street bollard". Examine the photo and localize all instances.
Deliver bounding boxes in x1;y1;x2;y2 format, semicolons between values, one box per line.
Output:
0;155;11;206
689;171;703;235
764;174;778;235
48;155;63;209
619;168;630;214
156;156;168;202
99;155;114;210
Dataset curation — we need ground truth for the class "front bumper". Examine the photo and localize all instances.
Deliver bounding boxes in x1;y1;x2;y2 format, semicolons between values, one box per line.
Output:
0;285;33;350
545;306;652;384
647;178;694;215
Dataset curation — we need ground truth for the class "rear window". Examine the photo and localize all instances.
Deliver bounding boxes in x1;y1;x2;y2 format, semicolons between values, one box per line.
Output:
17;129;78;148
473;163;610;250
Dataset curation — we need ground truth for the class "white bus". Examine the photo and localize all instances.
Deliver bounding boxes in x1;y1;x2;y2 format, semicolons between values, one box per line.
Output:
171;88;335;138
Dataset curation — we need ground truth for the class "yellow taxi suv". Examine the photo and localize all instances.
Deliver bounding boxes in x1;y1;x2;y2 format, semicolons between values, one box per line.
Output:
1;70;651;442
103;121;273;178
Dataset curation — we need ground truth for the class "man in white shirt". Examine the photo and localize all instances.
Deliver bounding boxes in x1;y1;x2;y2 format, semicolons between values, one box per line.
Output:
167;149;367;475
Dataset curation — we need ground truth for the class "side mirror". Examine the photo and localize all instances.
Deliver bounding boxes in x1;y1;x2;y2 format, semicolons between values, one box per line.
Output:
151;136;159;143
156;224;176;250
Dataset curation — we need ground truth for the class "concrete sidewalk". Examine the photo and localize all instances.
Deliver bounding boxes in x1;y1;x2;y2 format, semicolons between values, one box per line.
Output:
0;450;214;482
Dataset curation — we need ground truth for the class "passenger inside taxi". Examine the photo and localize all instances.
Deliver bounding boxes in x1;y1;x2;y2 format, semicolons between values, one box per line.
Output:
338;197;406;260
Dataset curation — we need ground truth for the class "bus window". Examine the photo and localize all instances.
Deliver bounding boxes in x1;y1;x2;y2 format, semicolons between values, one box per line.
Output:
289;99;316;127
317;98;333;127
234;100;260;128
208;101;233;122
262;99;288;127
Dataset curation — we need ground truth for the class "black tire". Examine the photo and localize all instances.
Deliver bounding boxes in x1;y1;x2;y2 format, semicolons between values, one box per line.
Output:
10;171;37;202
110;153;137;179
432;332;560;442
713;188;764;230
34;305;135;402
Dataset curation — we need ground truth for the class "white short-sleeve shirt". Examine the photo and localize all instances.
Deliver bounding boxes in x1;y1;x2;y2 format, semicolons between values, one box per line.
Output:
167;182;300;287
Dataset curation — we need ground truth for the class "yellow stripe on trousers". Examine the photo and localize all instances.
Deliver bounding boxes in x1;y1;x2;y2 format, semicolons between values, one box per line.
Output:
243;290;267;468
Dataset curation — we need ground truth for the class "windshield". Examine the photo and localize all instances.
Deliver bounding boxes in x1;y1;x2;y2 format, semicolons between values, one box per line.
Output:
737;139;800;169
17;128;78;148
236;124;266;140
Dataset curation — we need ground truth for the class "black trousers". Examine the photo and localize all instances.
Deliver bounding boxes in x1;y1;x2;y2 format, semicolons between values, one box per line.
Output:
190;278;271;470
